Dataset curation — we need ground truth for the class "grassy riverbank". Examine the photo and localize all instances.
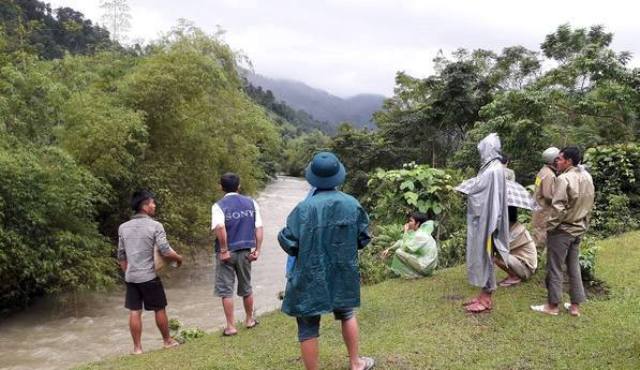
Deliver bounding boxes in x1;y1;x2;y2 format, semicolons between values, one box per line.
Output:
79;232;640;369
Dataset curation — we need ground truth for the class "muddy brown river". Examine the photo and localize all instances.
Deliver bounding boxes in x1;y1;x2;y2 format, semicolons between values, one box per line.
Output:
0;176;310;370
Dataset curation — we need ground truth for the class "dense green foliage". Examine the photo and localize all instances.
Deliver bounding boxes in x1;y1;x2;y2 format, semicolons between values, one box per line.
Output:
0;0;113;59
454;25;639;181
332;25;639;195
358;223;402;285
358;164;466;284
584;144;640;236
0;137;115;309
0;3;285;310
281;130;331;176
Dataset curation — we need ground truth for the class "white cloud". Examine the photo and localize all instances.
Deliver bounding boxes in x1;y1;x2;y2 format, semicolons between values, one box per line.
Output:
44;0;640;97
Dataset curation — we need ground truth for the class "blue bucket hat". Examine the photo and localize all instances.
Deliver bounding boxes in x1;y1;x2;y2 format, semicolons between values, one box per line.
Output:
305;152;346;189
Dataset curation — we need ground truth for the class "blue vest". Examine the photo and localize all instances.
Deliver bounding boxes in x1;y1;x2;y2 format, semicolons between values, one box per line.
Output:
214;194;257;252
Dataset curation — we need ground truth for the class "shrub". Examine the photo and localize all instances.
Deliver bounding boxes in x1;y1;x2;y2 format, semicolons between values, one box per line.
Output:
168;318;205;344
437;230;467;269
359;163;468;284
584;144;640;237
579;236;599;282
0;140;115;310
359;224;401;285
364;163;465;240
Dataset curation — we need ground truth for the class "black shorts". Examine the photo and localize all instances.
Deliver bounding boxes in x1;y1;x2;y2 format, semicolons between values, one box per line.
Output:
125;277;167;311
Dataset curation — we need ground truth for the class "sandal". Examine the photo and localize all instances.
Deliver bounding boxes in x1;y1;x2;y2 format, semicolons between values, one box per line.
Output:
498;278;521;287
222;329;238;337
464;301;492;314
246;320;260;329
360;356;375;370
530;304;559;316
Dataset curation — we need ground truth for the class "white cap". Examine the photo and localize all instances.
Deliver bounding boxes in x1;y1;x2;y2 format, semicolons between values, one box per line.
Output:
542;147;560;164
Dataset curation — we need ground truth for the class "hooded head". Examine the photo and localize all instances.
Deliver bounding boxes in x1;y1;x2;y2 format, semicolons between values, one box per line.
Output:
477;133;502;165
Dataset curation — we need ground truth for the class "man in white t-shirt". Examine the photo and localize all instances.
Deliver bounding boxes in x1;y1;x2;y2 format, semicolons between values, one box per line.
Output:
211;173;263;336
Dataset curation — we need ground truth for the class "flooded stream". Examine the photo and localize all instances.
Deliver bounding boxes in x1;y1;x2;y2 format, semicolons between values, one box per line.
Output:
0;176;310;370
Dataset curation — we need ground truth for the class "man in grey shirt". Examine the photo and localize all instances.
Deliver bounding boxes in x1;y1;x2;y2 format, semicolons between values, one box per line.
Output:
117;190;183;354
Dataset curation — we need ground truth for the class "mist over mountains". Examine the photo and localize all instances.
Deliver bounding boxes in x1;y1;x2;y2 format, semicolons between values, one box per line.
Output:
245;72;386;130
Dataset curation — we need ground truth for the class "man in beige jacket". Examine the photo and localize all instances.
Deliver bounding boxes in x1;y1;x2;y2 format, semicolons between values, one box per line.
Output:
532;147;559;248
531;146;595;317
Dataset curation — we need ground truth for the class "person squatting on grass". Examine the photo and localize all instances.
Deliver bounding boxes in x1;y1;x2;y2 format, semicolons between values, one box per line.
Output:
381;211;438;278
493;206;538;287
531;146;595;317
211;172;263;336
117;190;183;354
278;152;375;370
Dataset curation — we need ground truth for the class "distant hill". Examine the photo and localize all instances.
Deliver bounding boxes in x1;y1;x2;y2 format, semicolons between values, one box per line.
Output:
243;80;333;136
245;72;385;130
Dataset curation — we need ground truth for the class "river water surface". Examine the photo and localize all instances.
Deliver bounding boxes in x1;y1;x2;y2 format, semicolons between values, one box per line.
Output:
0;176;309;370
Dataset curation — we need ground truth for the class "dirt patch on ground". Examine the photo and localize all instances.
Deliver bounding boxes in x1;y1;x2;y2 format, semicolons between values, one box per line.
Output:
583;279;611;300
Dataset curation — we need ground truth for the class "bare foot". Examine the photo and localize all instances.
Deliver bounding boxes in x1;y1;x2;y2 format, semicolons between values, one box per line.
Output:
498;276;522;287
465;301;492;313
163;339;179;349
132;348;143;355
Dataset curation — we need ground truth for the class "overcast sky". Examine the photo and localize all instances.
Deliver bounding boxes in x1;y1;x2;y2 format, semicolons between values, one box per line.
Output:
48;0;639;97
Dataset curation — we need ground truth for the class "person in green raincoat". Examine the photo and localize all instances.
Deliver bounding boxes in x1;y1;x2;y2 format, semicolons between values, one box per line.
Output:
382;212;438;278
278;152;375;370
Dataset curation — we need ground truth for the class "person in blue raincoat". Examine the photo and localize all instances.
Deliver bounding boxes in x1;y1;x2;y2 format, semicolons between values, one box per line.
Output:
278;152;375;370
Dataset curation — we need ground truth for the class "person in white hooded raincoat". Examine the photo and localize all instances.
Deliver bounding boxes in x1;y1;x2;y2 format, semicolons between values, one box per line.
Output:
455;133;510;313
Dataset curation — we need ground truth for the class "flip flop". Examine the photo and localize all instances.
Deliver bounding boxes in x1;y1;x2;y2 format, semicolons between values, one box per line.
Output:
563;302;581;317
465;301;492;314
530;304;559;316
246;320;260;329
222;329;238;337
499;279;521;287
360;356;375;370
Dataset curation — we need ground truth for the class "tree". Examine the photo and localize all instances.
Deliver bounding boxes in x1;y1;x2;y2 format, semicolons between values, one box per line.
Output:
100;0;131;44
0;0;112;59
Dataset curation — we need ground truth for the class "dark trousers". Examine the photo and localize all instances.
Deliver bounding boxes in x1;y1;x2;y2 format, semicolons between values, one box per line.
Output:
546;230;586;305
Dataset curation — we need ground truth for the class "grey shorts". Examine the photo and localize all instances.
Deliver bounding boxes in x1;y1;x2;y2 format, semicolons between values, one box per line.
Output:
214;249;252;298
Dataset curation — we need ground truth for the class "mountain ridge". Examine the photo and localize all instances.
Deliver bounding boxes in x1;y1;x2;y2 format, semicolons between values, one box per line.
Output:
245;72;385;130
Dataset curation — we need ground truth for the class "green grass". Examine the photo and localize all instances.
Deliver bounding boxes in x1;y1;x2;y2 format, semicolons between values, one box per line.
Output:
78;232;640;369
